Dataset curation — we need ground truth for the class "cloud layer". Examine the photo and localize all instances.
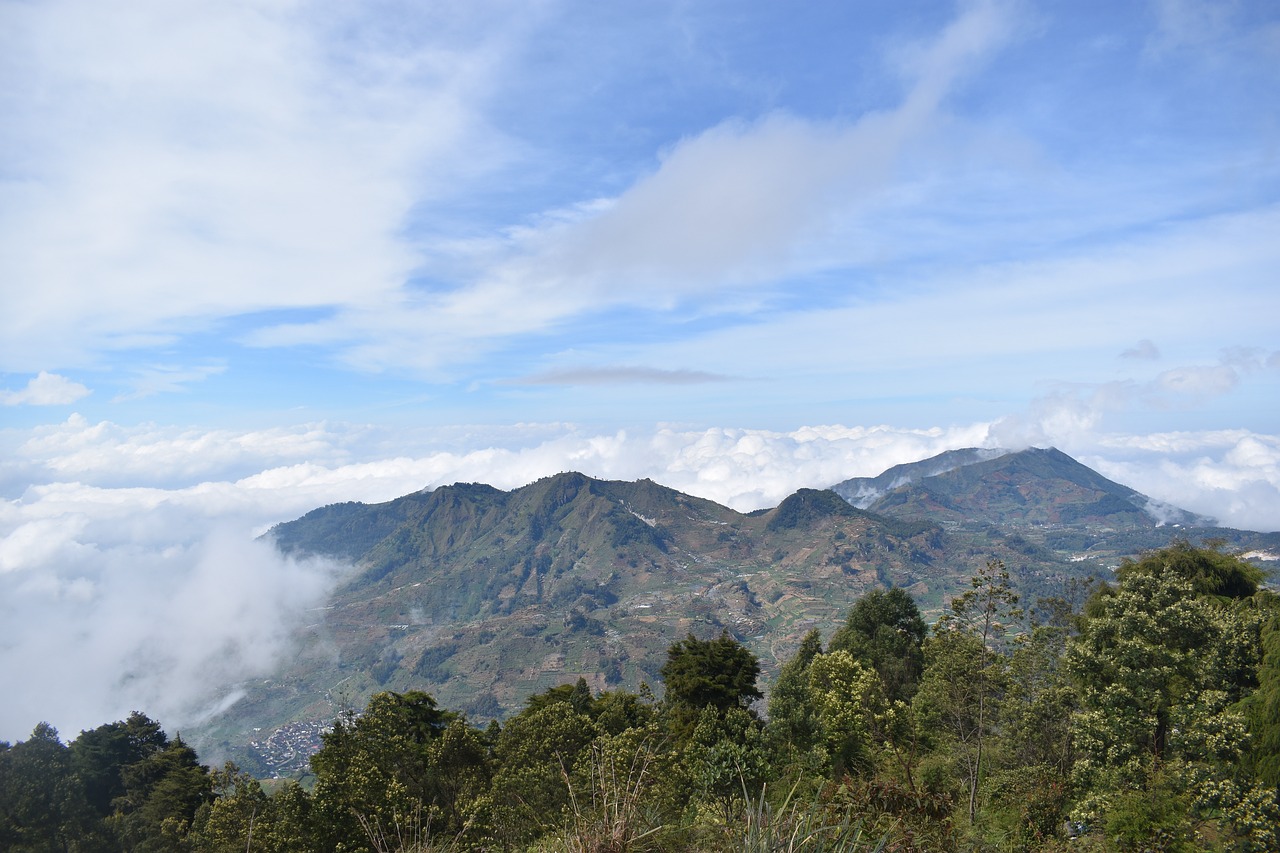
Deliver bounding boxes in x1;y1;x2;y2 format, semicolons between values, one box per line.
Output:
4;410;1279;740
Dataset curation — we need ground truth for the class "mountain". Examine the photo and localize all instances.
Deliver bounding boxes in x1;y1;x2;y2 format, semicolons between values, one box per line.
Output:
199;473;1080;773
196;455;1277;776
831;447;1011;508
832;446;1213;529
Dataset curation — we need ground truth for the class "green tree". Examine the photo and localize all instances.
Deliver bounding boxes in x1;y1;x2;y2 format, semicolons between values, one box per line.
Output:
189;763;271;853
661;630;763;713
1000;616;1077;776
828;587;927;702
914;630;1007;824
683;705;772;823
563;722;665;851
1067;558;1276;848
488;700;598;847
0;723;98;852
309;690;465;850
1238;599;1280;787
70;711;169;819
1114;538;1264;602
660;630;762;736
927;559;1021;823
765;629;823;771
806;649;881;779
109;734;213;852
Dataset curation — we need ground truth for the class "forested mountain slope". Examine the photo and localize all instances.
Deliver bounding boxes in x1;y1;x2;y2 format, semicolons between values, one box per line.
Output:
198;454;1278;779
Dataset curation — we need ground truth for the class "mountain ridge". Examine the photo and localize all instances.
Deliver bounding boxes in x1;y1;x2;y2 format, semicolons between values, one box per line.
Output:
195;450;1276;775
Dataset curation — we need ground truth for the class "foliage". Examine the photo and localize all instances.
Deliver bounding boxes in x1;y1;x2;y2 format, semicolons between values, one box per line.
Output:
827;587;927;702
1067;544;1272;849
659;630;762;737
1237;598;1280;786
1114;538;1265;602
925;559;1021;824
4;543;1277;853
734;778;888;853
767;630;824;769
806;651;880;778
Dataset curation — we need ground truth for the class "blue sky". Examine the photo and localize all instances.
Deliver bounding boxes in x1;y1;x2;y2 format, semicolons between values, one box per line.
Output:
1;0;1279;738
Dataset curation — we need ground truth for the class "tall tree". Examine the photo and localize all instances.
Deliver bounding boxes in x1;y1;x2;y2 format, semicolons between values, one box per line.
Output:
1067;552;1277;848
71;711;169;818
0;723;97;852
309;690;466;849
828;587;927;702
489;701;598;847
660;630;762;736
806;649;881;778
928;559;1021;823
766;629;823;768
1238;600;1280;787
111;735;213;852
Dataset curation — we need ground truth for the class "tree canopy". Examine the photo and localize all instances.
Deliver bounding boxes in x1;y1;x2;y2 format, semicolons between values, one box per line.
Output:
1;542;1276;852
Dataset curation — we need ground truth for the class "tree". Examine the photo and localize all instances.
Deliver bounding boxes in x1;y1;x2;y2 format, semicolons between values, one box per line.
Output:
766;629;823;769
828;587;927;702
70;711;169;818
660;630;762;736
927;559;1021;823
1000;614;1077;776
1114;538;1264;602
684;705;771;823
189;762;271;852
806;650;881;778
914;630;1007;825
0;723;97;852
309;690;465;849
105;733;212;852
1067;557;1277;848
1238;599;1280;787
489;701;598;847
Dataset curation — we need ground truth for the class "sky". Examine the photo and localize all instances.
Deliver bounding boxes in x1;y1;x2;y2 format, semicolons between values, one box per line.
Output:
2;0;1279;741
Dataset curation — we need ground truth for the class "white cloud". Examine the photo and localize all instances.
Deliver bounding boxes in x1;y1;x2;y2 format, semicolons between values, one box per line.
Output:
14;415;357;486
0;516;344;740
0;0;509;373
1085;430;1280;533
232;0;1022;374
4;410;1278;739
0;372;91;406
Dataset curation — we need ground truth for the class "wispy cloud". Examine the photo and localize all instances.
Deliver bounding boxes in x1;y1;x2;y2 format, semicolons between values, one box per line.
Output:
1;372;91;406
172;0;1022;376
112;363;226;402
1120;339;1160;360
515;366;734;386
0;0;510;373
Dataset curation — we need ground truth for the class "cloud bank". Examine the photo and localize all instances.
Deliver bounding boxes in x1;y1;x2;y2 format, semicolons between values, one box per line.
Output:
4;410;1279;740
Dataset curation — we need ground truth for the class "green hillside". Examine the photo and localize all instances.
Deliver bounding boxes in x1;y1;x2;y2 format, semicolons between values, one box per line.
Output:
194;455;1278;777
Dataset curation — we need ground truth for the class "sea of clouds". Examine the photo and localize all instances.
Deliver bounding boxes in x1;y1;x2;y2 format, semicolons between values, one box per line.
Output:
2;415;1278;742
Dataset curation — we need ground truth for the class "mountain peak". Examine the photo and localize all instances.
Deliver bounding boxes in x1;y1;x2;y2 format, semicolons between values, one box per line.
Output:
832;447;1212;529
